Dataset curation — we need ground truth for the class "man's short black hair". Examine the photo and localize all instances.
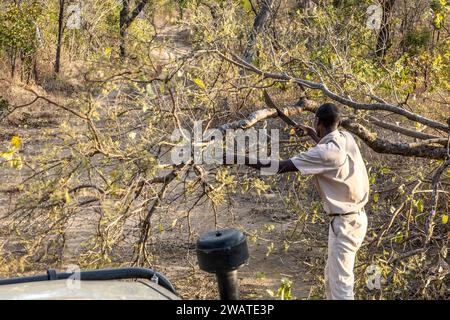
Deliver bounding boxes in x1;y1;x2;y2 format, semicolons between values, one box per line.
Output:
315;103;341;128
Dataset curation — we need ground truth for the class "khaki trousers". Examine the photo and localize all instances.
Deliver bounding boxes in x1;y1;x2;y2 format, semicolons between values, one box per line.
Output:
325;209;367;300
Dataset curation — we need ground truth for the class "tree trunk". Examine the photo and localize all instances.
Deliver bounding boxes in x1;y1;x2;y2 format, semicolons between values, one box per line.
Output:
119;0;130;60
55;0;65;74
119;0;149;61
242;0;273;64
10;48;17;78
375;0;396;59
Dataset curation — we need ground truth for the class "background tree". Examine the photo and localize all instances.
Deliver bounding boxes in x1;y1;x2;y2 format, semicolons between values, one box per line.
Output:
0;0;42;81
375;0;396;59
54;0;65;74
119;0;149;60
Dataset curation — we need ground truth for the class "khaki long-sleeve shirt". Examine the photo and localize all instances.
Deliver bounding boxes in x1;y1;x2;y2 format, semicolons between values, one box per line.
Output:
291;130;369;214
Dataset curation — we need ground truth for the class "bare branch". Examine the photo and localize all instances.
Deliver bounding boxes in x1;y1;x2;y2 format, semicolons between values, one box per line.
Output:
218;105;304;132
424;158;450;245
367;115;443;141
216;51;450;133
217;95;449;159
298;99;449;160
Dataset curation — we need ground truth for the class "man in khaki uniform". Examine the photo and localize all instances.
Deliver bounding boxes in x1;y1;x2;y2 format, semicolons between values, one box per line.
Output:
228;103;369;299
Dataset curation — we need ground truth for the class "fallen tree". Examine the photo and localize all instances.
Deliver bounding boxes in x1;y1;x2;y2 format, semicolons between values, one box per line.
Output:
215;51;450;161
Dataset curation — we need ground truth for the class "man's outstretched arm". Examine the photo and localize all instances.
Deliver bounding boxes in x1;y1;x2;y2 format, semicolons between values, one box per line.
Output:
223;154;299;174
221;124;319;174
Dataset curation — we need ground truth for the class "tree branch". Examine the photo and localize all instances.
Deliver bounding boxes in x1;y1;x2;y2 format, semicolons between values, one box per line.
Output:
217;95;449;160
424;158;450;245
367;115;442;141
298;98;449;160
215;51;450;133
218;105;304;132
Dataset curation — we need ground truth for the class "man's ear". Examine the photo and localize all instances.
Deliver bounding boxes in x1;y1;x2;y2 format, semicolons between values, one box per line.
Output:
315;118;320;127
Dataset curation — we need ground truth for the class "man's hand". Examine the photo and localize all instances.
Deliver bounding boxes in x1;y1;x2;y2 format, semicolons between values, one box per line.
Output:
297;124;320;143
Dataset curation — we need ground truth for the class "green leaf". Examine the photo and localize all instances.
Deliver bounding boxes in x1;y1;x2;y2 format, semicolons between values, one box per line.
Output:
415;199;424;213
394;232;403;243
283;240;290;252
369;173;377;185
241;0;252;13
373;193;379;203
11;135;22;148
0;150;14;161
193;78;206;89
11;157;23;170
380;167;391;174
433;13;444;29
266;242;274;256
64;189;72;204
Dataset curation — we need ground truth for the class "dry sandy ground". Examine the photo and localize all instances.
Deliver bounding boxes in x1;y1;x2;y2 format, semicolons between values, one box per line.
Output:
54;174;325;300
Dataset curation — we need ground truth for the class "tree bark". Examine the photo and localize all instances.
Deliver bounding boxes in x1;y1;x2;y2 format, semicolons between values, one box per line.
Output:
119;0;149;60
218;51;449;133
375;0;396;59
55;0;65;74
119;0;130;60
242;0;274;64
216;91;449;160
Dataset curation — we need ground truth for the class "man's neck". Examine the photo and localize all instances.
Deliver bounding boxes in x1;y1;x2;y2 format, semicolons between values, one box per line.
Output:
320;128;338;140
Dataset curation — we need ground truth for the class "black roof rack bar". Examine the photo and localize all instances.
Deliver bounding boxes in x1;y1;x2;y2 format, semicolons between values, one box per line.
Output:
0;267;177;294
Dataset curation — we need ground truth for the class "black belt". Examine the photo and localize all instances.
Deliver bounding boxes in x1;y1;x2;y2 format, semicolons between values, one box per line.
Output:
328;211;358;217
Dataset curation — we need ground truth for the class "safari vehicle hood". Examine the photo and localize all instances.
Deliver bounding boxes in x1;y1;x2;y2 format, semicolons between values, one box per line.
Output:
0;279;179;300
